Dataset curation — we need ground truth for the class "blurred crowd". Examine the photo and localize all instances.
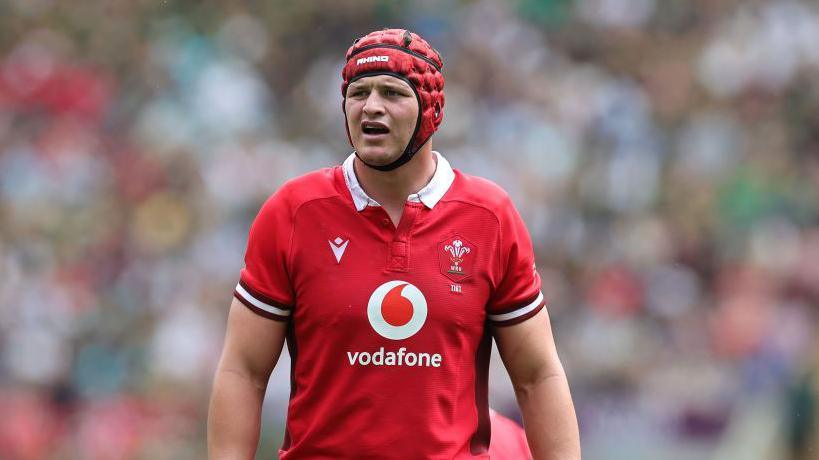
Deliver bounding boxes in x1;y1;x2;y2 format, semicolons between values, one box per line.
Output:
1;0;818;459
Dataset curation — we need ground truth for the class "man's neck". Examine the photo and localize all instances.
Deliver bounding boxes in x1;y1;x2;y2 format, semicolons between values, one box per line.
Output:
353;145;437;210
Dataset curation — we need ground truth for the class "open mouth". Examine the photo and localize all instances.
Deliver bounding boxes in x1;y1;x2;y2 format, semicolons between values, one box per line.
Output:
362;121;390;136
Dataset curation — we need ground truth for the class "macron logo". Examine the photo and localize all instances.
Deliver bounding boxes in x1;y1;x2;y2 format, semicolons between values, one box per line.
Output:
356;55;389;65
329;237;349;264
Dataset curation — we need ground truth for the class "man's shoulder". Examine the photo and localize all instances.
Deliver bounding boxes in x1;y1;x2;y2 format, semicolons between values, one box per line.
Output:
446;170;515;213
268;167;340;211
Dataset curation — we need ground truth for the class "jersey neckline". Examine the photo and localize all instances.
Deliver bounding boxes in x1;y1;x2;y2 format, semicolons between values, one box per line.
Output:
340;151;455;211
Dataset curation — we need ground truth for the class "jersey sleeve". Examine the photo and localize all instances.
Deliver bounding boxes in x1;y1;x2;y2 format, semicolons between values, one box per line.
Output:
233;190;296;321
487;199;544;327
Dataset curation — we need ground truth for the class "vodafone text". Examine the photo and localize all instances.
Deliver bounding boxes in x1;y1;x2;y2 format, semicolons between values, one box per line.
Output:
347;347;442;368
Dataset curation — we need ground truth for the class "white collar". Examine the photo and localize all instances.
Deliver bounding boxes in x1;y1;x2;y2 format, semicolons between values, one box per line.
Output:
342;151;455;212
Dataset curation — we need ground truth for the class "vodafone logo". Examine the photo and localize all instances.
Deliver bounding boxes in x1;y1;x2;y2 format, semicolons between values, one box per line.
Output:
367;280;427;340
348;281;441;368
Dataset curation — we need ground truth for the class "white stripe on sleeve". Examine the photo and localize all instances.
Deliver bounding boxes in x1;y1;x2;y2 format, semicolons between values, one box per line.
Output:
488;291;544;323
235;283;291;317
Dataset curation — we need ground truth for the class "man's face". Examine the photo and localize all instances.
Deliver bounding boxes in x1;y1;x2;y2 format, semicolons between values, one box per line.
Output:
345;75;419;166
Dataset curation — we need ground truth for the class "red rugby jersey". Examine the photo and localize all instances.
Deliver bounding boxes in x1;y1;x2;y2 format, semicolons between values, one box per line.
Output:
234;152;544;459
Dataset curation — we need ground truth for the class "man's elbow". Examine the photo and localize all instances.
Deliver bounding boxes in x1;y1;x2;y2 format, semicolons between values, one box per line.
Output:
511;368;567;397
215;364;270;393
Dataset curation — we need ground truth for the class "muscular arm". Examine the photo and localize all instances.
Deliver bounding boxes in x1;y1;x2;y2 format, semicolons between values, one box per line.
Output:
494;307;580;460
208;298;288;460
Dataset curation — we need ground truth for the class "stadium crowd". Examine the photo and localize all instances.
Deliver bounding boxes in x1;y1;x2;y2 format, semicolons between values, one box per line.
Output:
1;0;818;458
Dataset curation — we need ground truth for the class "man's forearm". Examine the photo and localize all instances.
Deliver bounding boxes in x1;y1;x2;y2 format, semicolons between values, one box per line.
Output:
515;372;580;460
208;368;268;460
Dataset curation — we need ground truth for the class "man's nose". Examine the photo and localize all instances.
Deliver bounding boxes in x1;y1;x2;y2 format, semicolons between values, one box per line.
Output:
362;92;385;116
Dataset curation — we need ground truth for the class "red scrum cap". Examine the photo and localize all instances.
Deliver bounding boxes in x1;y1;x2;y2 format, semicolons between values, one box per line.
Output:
341;29;445;171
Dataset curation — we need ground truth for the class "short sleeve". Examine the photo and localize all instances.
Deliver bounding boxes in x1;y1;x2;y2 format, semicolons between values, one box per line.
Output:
487;200;544;327
233;191;296;321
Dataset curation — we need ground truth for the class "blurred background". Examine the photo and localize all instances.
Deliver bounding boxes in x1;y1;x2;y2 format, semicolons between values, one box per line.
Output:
1;0;818;458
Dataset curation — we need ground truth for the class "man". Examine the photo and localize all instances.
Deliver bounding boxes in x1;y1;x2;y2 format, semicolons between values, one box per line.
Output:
208;28;580;459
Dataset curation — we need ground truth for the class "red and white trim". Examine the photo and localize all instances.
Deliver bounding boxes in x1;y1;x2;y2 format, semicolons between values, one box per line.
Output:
488;291;545;326
234;281;292;321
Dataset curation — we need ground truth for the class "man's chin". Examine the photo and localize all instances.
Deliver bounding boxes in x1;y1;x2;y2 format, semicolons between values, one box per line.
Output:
355;148;402;166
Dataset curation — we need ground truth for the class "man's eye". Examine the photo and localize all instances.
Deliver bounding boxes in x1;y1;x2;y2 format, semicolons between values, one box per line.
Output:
350;90;367;98
384;89;403;97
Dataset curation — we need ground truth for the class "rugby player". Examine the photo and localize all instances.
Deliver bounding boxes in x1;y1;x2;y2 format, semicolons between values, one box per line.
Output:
208;28;580;459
